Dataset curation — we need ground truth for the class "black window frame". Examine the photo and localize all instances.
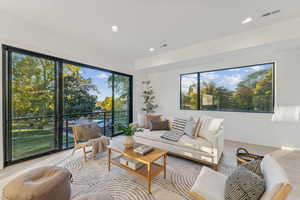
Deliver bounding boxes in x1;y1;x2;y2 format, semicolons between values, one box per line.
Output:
2;44;133;166
180;62;275;114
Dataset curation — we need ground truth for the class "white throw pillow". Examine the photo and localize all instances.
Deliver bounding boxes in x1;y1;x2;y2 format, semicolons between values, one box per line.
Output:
197;115;224;140
137;113;145;128
190;167;226;200
260;155;289;200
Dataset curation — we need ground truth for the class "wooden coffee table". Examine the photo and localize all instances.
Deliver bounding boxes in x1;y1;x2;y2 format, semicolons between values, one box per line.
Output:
107;142;168;194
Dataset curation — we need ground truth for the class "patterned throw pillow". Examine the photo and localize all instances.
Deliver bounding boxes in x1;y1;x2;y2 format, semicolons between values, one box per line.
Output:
225;167;265;200
149;120;170;131
241;160;263;178
171;118;188;133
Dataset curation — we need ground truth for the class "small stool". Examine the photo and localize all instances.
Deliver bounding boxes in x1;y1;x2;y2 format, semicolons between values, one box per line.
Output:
3;166;72;200
73;193;113;200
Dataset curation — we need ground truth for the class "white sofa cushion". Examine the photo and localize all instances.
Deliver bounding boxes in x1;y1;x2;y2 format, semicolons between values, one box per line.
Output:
134;130;214;155
191;167;226;200
260;155;289;200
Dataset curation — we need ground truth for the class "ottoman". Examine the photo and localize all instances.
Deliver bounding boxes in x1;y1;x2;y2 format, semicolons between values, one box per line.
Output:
73;193;113;200
3;166;72;200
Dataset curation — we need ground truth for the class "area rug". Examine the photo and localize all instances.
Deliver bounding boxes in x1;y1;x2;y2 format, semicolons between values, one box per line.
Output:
57;153;235;200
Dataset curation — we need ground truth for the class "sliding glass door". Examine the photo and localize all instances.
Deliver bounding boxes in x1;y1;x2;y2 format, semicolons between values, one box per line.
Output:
63;63;113;147
113;74;131;135
3;45;133;165
5;50;57;162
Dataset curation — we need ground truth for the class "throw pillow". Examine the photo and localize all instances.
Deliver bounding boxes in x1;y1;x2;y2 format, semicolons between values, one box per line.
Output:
149;120;170;131
197;115;213;139
145;114;161;129
137;113;146;128
241;160;263;178
193;117;203;138
198;115;224;140
184;120;196;137
225;167;266;200
171;117;188;133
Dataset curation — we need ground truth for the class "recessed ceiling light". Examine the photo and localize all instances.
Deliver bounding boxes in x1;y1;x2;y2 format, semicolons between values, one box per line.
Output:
112;25;119;32
241;17;253;24
149;48;155;52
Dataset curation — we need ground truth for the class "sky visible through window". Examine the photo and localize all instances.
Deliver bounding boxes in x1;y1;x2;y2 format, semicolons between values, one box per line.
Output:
79;68;112;101
200;63;273;91
181;63;274;112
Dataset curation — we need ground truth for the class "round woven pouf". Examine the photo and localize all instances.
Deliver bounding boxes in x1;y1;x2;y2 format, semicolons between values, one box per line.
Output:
3;166;72;200
73;193;113;200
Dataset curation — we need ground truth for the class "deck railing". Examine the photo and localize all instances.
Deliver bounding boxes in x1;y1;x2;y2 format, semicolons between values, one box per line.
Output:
10;110;129;159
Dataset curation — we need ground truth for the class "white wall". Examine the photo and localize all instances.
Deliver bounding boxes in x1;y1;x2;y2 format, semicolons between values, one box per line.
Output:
140;44;300;149
0;11;135;169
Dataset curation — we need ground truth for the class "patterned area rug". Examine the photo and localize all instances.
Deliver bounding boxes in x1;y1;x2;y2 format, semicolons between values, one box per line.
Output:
57;153;235;200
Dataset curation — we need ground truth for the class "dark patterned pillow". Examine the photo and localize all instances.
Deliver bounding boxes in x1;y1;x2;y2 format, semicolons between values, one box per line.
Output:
241;160;263;178
225;167;265;200
149;120;170;131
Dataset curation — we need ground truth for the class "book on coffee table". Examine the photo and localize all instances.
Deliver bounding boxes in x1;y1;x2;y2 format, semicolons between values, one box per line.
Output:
134;145;153;155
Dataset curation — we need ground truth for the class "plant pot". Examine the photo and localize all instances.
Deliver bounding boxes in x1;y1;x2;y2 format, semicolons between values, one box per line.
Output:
123;136;135;148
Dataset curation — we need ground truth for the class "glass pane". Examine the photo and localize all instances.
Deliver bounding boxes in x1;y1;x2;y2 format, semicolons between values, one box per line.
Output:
113;74;130;135
63;63;113;146
11;52;56;160
200;63;274;112
181;73;198;110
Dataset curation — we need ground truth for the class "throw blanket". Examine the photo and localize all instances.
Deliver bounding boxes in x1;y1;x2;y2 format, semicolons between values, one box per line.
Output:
88;136;110;158
161;131;184;142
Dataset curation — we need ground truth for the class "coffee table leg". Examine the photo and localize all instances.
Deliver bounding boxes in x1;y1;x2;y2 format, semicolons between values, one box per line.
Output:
147;163;152;194
163;154;167;179
108;148;111;171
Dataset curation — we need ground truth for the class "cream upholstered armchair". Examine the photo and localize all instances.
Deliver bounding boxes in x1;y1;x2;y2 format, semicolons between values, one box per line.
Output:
189;155;292;200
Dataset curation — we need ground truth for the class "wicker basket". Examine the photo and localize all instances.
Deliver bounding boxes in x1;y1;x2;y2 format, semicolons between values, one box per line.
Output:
236;148;264;165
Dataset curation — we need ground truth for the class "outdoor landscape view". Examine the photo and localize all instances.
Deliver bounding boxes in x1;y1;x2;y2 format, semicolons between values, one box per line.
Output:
9;51;130;161
181;63;274;112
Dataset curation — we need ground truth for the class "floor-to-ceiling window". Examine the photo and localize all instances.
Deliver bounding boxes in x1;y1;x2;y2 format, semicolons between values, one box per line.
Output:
5;51;58;162
113;74;131;135
2;45;133;165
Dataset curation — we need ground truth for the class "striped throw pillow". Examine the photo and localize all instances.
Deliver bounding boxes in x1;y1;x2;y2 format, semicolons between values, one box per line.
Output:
171;118;188;133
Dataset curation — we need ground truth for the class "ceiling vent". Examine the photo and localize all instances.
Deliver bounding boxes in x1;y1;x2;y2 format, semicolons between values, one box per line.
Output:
261;9;280;18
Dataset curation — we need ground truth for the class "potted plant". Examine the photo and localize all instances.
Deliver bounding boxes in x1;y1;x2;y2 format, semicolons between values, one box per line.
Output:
114;123;143;148
141;80;158;114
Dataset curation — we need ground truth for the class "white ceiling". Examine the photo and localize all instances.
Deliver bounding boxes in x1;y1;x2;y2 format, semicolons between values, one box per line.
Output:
1;0;300;63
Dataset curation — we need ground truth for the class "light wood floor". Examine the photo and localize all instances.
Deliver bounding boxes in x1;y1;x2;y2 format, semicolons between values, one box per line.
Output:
0;138;299;200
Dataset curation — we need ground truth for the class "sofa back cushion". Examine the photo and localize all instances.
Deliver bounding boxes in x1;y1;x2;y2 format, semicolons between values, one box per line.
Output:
260;155;289;200
197;115;224;140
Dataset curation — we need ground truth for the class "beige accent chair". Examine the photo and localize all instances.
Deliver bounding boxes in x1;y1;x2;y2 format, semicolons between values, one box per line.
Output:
189;155;292;200
71;122;109;161
3;166;72;200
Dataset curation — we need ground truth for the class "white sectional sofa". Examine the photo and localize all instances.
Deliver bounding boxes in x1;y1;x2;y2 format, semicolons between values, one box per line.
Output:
133;115;224;170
